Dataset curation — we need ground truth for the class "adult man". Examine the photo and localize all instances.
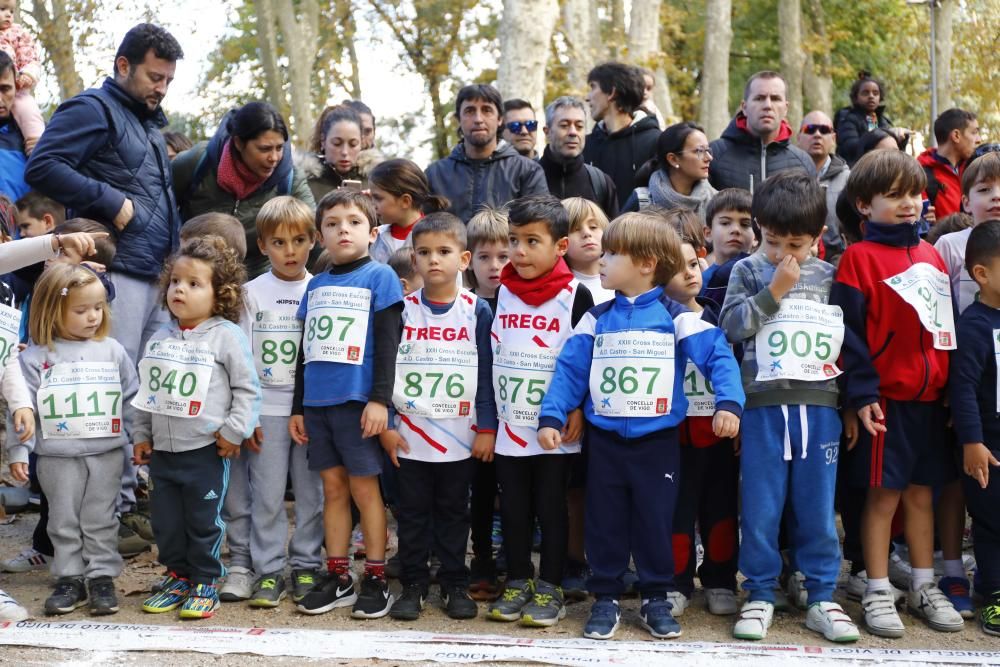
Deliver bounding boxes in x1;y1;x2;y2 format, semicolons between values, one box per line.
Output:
538;96;618;218
0;52;28;202
502;99;539;159
426;84;547;222
797;110;849;262
918;108;980;218
583;62;659;208
708;71;815;192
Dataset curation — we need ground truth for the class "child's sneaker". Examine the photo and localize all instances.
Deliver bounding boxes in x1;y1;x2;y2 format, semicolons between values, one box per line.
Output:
907;583;964;632
487;578;533;622
0;589;29;621
116;521;151;558
583;597;620;640
87;576;119;616
666;590;689;617
705;588;739;615
640;597;682;638
938;576;974;619
143;572;191;613
297;571;357;615
784;571;809;610
468;558;499;601
520;580;565;627
733;600;774;640
291;568;319;603
249;572;286;608
888;551;912;590
45;577;87;615
561;560;589;601
443;584;479;619
351;573;393;619
861;589;905;638
1;547;51;573
805;601;860;642
179;583;220;619
389;584;426;621
845;570;905;605
219;566;254;602
980;590;1000;637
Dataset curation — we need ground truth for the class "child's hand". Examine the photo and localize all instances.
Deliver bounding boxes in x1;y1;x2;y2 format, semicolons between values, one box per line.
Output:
54;231;111;263
379;430;409;468
289;415;308;445
9;462;28;483
538;427;562;451
12;407;33;443
857;402;887;438
242;425;263;454
215;431;241;458
132;442;153;465
842;409;860;450
964;443;1000;489
712;410;740;438
471;431;496;462
768;255;800;301
563;409;584;443
360;401;388;438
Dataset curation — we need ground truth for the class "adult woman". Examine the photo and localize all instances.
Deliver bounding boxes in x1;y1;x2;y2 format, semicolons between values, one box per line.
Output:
623;121;717;221
834;72;909;166
301;105;369;202
173;101;314;279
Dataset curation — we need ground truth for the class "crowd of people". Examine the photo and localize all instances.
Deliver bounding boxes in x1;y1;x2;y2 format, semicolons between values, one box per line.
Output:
0;18;997;647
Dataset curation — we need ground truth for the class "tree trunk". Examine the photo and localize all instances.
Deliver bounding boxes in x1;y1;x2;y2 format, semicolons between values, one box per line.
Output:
801;0;832;115
699;0;732;138
561;0;600;94
934;0;954;110
627;0;673;120
778;0;804;130
253;0;286;116
274;0;320;146
496;0;559;125
608;0;626;58
341;0;362;100
28;0;83;99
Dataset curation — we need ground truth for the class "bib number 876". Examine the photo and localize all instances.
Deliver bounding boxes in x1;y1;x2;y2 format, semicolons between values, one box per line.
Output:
147;366;197;396
598;366;661;394
767;330;834;360
403;372;464;398
306;315;354;342
497;374;545;406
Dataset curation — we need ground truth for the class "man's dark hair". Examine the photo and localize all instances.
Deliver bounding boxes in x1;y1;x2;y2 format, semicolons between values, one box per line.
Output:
965;219;1000;280
115;23;184;69
586;63;645;116
0;51;14;79
15;191;65;224
502;99;533;116
934;108;977;146
507;194;569;241
412;212;467;249
342;99;374;120
706;188;753;228
752;172;826;238
454;84;503;117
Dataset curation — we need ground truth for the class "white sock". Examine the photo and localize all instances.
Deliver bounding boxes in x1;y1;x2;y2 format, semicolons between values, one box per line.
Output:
911;567;934;590
865;577;891;594
942;559;966;579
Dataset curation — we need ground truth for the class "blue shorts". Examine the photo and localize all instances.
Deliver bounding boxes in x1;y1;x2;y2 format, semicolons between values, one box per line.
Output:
304;402;382;476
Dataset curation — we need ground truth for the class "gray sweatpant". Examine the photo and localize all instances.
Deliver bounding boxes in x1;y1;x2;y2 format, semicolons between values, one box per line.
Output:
37;450;124;579
223;415;324;574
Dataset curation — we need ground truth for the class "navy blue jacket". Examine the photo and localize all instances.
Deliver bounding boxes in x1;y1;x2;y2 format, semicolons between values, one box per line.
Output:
951;301;1000;448
25;78;180;279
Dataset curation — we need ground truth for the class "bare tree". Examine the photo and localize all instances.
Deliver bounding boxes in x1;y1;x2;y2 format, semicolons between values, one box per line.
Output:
561;0;601;91
627;0;673;120
497;0;559;121
778;0;804;129
253;0;286;118
26;0;84;100
273;0;320;145
802;0;832;115
934;0;954;109
700;0;732;138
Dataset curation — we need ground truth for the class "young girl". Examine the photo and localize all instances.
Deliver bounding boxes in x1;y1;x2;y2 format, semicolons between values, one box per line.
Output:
562;197;613;304
369;158;449;264
132;236;262;620
11;264;138;616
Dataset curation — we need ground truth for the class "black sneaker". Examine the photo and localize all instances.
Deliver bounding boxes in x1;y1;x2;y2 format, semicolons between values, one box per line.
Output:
389;583;426;621
443;584;478;619
352;573;394;619
385;555;401;579
291;568;319;603
249;572;287;608
45;577;87;615
87;576;119;615
296;571;357;615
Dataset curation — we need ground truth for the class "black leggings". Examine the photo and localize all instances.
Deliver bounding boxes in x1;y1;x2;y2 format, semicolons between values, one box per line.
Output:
470;459;497;567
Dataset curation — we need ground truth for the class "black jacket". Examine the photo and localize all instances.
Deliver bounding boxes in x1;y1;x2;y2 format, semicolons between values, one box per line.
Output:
834;104;895;167
583;113;660;208
708;114;815;192
538;147;618;219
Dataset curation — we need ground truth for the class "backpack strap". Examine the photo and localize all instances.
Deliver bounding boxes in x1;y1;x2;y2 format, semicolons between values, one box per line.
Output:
584;164;608;208
923;165;943;204
635;187;652;210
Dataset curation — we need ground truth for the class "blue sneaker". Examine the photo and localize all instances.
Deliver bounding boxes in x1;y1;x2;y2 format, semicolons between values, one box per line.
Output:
939;576;974;619
583;597;620;640
640;597;682;638
562;561;589;601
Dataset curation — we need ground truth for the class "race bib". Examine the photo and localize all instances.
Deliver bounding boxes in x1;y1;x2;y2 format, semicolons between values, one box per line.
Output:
252;311;302;386
493;344;558;427
0;302;21;376
994;330;1000;414
590;331;675;417
132;339;214;418
37;363;123;439
394;340;478;418
683;360;716;417
303;286;370;365
755;299;844;382
884;263;956;350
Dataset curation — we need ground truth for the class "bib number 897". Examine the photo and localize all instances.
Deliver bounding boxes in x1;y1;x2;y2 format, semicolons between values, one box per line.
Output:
497;374;545;406
767;330;834;360
148;366;198;396
261;339;297;364
403;372;464;398
598;366;661;394
306;315;354;342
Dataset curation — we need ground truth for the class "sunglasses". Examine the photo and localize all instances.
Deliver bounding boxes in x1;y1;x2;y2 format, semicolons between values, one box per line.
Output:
506;120;538;134
801;124;834;135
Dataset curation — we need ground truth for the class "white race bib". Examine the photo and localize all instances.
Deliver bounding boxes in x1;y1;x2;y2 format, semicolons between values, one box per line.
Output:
493;344;558;426
132;339;214;418
755;299;844;382
994;330;1000;414
0;302;21;373
884;263;957;350
683;360;716;417
252;311;302;386
590;331;675;417
394;340;478;418
37;363;123;439
303;286;370;365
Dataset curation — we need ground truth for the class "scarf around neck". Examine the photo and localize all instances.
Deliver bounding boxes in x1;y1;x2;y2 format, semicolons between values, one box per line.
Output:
216;139;267;200
648;169;715;218
500;257;574;306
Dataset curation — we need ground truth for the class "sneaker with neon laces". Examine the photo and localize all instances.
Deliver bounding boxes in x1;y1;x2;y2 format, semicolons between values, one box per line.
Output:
297;571;357;615
862;589;905;638
938;576;974;619
583;597;620;640
845;570;905;605
351;573;393;619
640;597;682;638
1;547;51;573
980;591;1000;637
0;589;29;621
219;566;254;602
733;600;774;640
291;569;319;603
249;572;286;608
705;588;739;615
45;577;87;615
487;578;533;622
805;601;860;642
520;580;565;627
666;590;689;617
908;583;964;632
179;583;220;619
142;572;192;613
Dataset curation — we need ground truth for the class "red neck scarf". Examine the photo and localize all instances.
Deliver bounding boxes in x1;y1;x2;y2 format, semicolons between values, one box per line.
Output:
500;257;574;306
216;139;267;200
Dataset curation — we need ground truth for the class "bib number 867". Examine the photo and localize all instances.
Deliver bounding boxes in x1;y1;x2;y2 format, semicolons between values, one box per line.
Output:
306;315;354;342
497;374;545;406
767;330;834;360
598;366;661;394
147;366;198;396
403;372;464;398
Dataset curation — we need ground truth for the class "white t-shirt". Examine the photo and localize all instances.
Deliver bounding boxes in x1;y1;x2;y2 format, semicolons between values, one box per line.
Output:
572;270;615;305
934;227;977;315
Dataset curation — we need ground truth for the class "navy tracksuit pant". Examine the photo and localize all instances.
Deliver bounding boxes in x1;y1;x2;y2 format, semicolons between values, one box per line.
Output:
963;445;1000;594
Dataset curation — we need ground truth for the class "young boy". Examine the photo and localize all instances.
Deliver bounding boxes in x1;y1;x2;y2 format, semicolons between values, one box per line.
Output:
220;197;324;607
701;188;754;303
832;150;964;638
14;191;64;238
720;172;859;642
180;212;249;261
290;190;404;618
387;247;422;296
949;220;1000;637
486;195;593;627
465;206;509;314
563;197;614;304
540;214;743;640
381;213;497;621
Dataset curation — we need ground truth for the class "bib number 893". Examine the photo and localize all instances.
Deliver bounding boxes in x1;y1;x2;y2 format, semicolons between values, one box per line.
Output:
768;330;834;360
497;374;545;405
306;315;354;342
261;339;297;364
148;366;198;396
403;372;464;398
598;366;661;394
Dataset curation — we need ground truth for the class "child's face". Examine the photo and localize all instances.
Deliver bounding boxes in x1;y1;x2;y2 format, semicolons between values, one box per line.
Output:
0;0;13;31
412;231;470;292
759;227;814;266
664;243;702;302
471;241;508;295
17;212;53;238
400;273;423;296
61;280;106;341
964;178;1000;223
508;221;567;280
318;204;376;265
567;218;604;269
707;208;754;264
973;256;1000;305
370;186;411;227
600;250;652;296
259;224;313;281
856;186;921;225
166;257;216;328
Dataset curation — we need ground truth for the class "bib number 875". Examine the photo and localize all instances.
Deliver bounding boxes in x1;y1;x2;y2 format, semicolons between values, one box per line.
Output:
147;366;197;396
767;330;834;360
306;315;354;342
403;372;464;398
598;366;661;394
497;374;545;405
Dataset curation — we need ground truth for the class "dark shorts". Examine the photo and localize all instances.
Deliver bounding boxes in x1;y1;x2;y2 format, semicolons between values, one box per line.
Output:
850;398;958;491
304;402;382;476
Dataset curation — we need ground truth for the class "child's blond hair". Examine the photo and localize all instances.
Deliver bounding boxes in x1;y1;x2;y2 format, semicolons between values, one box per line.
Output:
562;197;609;234
30;264;112;349
256;196;316;242
181;212;248;260
603;212;683;286
465;206;509;289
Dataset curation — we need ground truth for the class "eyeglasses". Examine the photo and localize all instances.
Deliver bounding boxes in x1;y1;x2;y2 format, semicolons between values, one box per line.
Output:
801;124;834;135
680;147;713;159
506;120;538;134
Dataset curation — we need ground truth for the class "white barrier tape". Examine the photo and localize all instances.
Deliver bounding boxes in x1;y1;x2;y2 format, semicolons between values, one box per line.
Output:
0;621;998;665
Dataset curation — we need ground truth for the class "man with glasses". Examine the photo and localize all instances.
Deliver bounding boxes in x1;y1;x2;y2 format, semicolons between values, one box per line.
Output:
797;110;849;262
502;99;539;159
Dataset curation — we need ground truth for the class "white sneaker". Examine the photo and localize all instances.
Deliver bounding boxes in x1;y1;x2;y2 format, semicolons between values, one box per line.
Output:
0;589;29;621
888;552;912;590
862;589;905;638
666;590;689;617
846;570;905;605
932;551;977;576
806;601;860;642
706;588;739;615
907;583;964;632
733;600;773;640
785;571;809;610
219;566;254;602
1;547;51;573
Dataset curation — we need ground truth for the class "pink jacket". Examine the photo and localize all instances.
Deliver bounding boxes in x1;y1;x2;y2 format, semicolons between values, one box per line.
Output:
0;23;40;84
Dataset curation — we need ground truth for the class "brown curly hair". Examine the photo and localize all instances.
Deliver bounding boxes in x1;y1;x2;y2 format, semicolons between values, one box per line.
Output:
159;235;247;324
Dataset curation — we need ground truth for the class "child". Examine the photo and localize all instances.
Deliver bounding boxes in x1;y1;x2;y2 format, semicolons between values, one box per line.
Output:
925;212;973;246
369;158;449;264
382;212;496;621
720;172;859;642
220;197;324;607
15;191;64;238
563;197;614;304
387;247;422;296
0;0;45;152
10;264;137;615
290;189;403;618
701;188;754;295
949;220;1000;637
831;150;963;638
464;206;509;313
485;195;593;627
180;212;248;261
663;235;740;618
539;214;743;640
132;236;262;620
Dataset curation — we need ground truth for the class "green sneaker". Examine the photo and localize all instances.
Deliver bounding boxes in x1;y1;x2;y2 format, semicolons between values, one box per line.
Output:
142;572;191;613
520;579;565;627
249;573;287;608
487;578;533;622
179;583;220;619
292;569;319;603
981;590;1000;637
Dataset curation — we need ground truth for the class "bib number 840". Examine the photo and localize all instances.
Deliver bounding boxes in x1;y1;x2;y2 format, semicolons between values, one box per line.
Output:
598;366;662;394
403;372;465;398
767;330;835;360
147;366;198;396
306;315;354;342
497;374;545;405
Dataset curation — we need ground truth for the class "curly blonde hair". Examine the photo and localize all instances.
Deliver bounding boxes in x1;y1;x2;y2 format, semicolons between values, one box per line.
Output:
159;235;247;324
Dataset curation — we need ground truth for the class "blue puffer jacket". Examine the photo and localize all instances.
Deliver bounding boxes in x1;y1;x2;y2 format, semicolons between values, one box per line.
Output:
25;78;180;279
0;119;28;202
